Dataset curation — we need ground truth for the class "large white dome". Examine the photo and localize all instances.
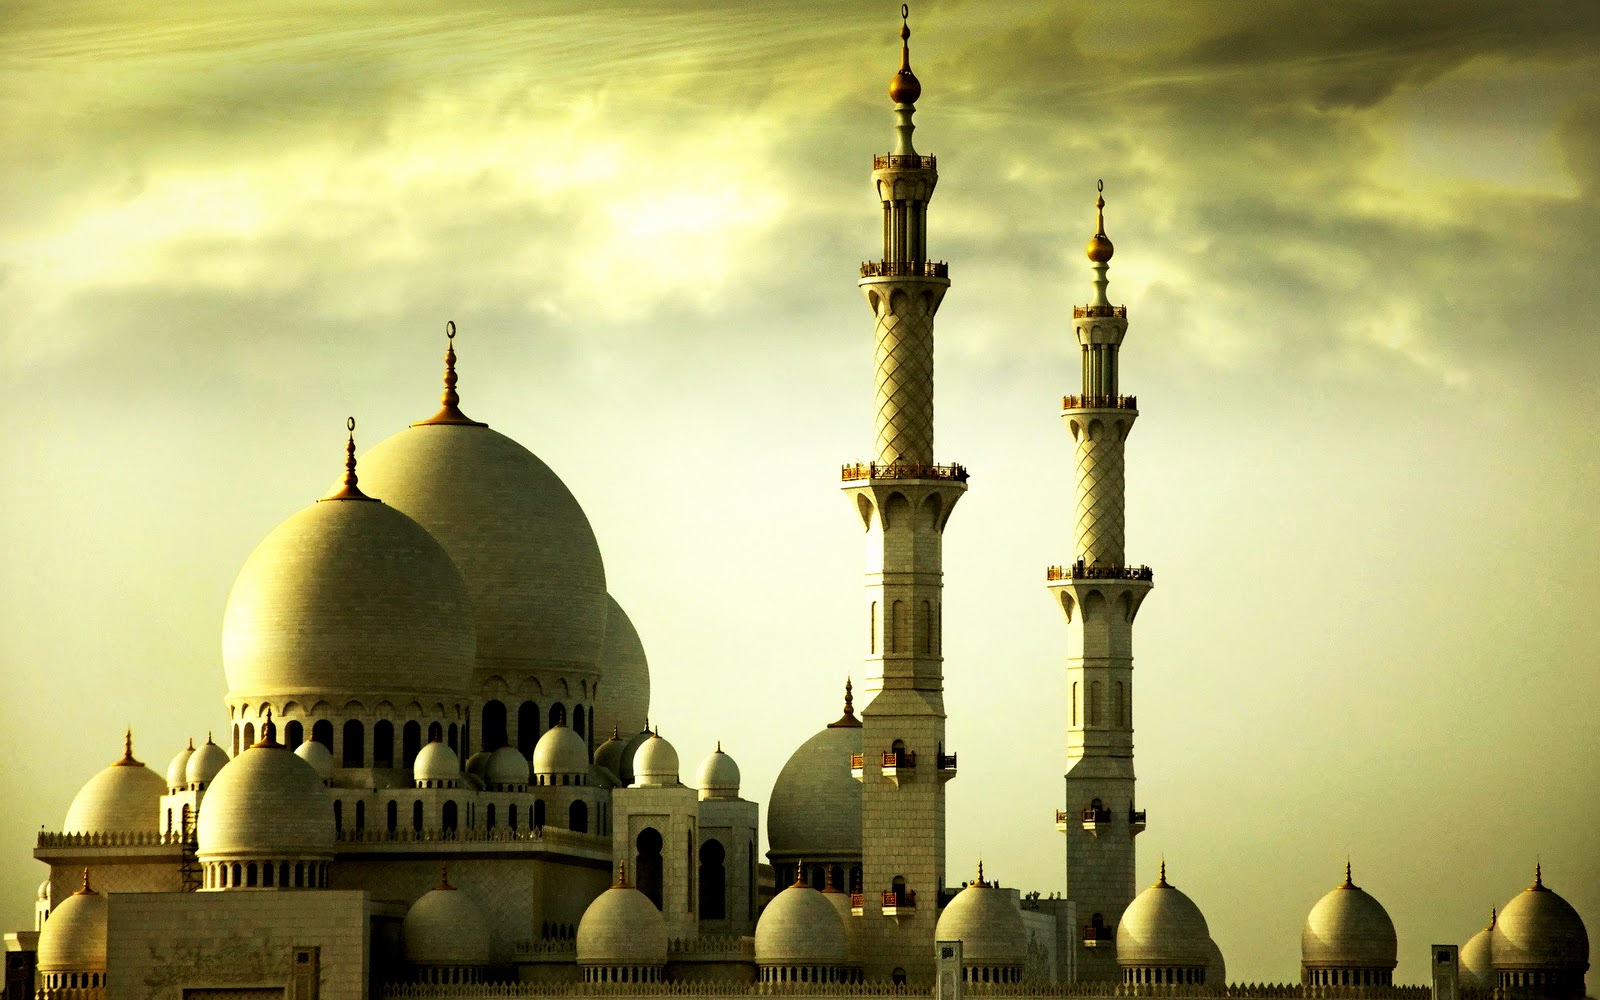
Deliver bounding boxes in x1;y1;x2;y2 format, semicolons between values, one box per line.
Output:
222;488;475;704
63;734;165;835
576;875;668;969
533;724;589;780
1461;913;1495;990
1301;865;1397;972
1492;867;1589;976
36;874;106;973
755;878;848;969
767;691;861;861
594;595;649;739
358;420;607;676
197;734;333;862
1117;864;1213;969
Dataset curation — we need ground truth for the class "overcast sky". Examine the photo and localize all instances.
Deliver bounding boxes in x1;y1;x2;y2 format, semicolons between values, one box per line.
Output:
1;0;1596;985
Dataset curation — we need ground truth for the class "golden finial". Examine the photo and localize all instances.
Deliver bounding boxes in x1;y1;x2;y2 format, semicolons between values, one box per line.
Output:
111;728;140;767
1156;858;1168;887
824;866;840;893
887;5;921;105
976;858;987;887
716;740;723;753
1341;860;1355;889
438;865;454;890
254;709;280;748
186;737;195;751
616;862;629;888
792;860;810;889
76;868;94;895
415;320;487;427
321;417;377;502
829;677;862;728
1532;862;1543;889
1488;907;1497;930
1087;179;1114;263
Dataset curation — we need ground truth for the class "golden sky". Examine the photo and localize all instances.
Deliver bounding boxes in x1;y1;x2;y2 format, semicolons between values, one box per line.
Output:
2;0;1596;984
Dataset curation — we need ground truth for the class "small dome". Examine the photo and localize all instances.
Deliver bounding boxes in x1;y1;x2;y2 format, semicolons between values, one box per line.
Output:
464;750;493;782
1302;865;1397;972
593;729;629;780
165;740;195;791
616;727;654;786
1118;864;1213;969
413;739;460;785
821;880;860;965
197;731;333;862
755;877;848;968
221;491;475;705
631;733;679;787
485;746;530;789
294;740;334;781
36;874;106;972
532;724;589;779
936;869;1028;970
594;596;650;740
403;873;492;968
697;745;740;800
63;733;166;835
1206;938;1227;986
186;737;230;788
1492;867;1590;974
577;873;669;968
37;880;50;902
768;696;862;860
358;422;607;677
1461;913;1496;990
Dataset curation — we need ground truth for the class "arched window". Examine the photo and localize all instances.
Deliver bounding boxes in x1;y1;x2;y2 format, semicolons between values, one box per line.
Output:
232;726;241;756
1089;681;1102;726
699;839;727;920
285;720;304;750
442;801;458;833
509;804;518;832
534;799;546;829
636;827;664;909
354;801;365;833
918;599;931;653
427;721;443;743
517;701;539;757
446;723;458;753
482;700;507;752
342;720;364;767
1114;682;1125;727
573;706;586;739
402;721;422;767
569;800;588;833
830;864;845;892
486;804;496;831
386;800;397;835
243;722;255;749
247;862;258;887
313;720;334;751
333;801;343;833
373;720;394;768
412;800;423;834
891;874;907;905
548;703;566;729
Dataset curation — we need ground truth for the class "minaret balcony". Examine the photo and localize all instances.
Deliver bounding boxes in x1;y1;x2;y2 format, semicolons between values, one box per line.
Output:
1054;809;1070;832
936;751;957;782
873;153;937;171
1129;809;1147;834
859;259;949;279
881;750;916;785
1073;304;1127;319
1062;394;1138;411
841;461;968;483
1081;924;1106;948
881;888;917;918
1046;562;1154;583
849;892;865;916
1081;806;1114;833
849;752;865;781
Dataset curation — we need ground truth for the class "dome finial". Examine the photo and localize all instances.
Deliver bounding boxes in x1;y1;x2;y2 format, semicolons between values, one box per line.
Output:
254;709;280;748
415;320;487;427
1157;858;1168;887
1532;861;1543;889
975;858;987;887
829;677;862;728
113;727;140;766
716;740;722;753
77;868;93;895
888;5;921;106
616;862;629;888
1087;179;1115;264
322;417;377;502
792;860;809;889
438;865;454;890
1342;859;1355;888
1489;907;1497;929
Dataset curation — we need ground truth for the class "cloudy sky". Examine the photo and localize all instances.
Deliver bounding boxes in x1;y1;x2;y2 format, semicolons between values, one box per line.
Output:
2;0;1596;984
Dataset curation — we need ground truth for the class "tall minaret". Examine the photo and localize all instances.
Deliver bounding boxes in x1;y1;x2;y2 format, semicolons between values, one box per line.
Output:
1049;184;1152;984
842;8;964;988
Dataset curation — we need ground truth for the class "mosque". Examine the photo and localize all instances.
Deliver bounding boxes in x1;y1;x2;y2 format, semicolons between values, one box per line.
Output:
3;12;1589;1000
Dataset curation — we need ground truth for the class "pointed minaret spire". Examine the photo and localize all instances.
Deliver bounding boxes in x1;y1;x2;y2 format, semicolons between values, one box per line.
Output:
888;5;922;155
415;320;487;427
76;868;94;895
1342;859;1355;888
829;677;862;728
1532;862;1544;889
112;728;141;766
1157;859;1169;887
322;417;377;502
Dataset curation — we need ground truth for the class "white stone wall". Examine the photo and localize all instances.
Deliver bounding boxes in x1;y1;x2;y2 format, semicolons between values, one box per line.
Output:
696;798;759;937
105;890;369;1000
611;784;700;942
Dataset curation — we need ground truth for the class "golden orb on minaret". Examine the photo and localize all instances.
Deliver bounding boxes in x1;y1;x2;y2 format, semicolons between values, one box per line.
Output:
1086;183;1114;263
888;7;921;105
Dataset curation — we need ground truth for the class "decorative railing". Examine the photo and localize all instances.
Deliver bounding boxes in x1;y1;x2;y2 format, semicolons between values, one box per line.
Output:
1082;924;1105;946
1054;810;1070;825
882;888;916;908
378;981;1433;999
882;750;916;769
1129;809;1148;826
1062;395;1138;410
841;462;968;483
936;752;957;770
334;827;607;850
1083;807;1113;824
859;260;949;279
849;893;865;908
515;940;576;957
873;153;937;171
1074;304;1128;318
1046;563;1154;582
669;934;752;958
37;831;185;849
849;753;864;769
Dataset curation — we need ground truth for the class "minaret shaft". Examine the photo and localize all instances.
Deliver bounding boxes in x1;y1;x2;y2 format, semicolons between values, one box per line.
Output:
1049;191;1150;984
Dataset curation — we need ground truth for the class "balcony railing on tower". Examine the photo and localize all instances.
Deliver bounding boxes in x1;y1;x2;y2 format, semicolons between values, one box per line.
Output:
1046;562;1155;582
841;462;968;483
882;888;917;915
859;260;949;279
873;153;937;171
1073;304;1127;318
1062;394;1138;410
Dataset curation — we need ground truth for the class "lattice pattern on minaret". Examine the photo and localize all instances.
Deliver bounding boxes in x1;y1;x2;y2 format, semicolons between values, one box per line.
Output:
1073;423;1126;567
873;294;935;467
